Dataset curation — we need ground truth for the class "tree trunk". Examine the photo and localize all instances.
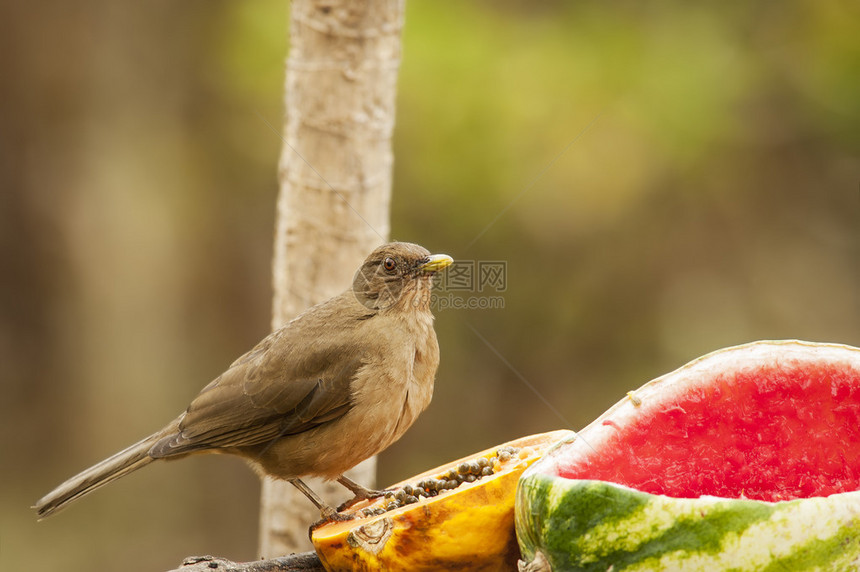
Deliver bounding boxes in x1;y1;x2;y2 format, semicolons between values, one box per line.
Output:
261;0;403;557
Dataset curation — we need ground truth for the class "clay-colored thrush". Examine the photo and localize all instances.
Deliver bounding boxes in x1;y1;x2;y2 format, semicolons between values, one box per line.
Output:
35;242;452;520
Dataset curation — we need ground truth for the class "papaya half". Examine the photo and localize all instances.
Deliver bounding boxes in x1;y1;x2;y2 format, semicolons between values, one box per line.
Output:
312;429;573;571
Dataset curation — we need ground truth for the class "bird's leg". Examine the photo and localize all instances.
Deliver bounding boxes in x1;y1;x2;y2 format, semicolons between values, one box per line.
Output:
336;475;389;511
288;478;353;523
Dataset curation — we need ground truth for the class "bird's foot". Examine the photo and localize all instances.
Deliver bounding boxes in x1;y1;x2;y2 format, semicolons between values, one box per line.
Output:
311;506;355;531
337;488;392;511
336;475;390;510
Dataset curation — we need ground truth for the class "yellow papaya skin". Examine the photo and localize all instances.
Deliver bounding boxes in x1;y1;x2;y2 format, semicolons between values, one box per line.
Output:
312;430;573;572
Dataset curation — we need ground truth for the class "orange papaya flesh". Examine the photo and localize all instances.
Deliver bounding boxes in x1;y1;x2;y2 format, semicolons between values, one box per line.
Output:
311;429;573;572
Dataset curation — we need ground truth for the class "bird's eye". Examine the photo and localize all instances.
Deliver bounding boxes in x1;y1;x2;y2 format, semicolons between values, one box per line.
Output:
383;257;397;272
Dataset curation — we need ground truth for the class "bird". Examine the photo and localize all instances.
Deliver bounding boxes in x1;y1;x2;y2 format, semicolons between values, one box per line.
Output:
34;242;453;521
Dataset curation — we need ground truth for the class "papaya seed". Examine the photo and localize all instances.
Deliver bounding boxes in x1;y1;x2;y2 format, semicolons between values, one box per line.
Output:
385;500;400;511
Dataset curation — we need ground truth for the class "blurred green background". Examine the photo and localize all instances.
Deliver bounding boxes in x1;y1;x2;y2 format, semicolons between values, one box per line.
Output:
2;0;858;570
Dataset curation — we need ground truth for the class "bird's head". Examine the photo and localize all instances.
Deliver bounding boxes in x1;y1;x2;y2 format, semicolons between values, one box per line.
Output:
352;242;453;312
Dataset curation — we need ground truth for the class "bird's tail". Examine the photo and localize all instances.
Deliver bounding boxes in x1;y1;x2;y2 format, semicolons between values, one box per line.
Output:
34;431;163;519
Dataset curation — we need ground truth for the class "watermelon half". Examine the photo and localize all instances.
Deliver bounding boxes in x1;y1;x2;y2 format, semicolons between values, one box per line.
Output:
516;340;860;571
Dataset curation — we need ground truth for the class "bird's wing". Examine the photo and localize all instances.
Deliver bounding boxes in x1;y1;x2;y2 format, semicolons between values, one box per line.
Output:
149;329;362;458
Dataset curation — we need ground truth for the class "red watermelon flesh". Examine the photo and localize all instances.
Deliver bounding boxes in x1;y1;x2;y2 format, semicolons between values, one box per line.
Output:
559;353;860;502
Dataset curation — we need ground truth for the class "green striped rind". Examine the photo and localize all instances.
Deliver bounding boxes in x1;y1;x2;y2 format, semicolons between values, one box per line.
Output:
516;474;860;571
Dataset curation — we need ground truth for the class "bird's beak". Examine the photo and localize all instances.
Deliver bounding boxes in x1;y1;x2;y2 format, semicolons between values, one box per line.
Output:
419;254;453;274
